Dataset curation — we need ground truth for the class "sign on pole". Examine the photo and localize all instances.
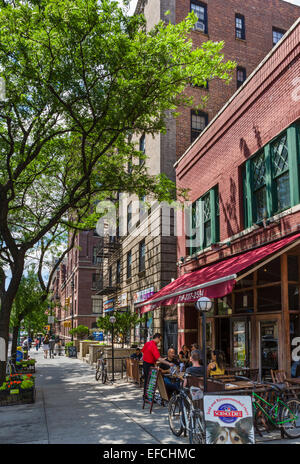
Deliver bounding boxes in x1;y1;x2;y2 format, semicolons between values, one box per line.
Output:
48;316;55;324
203;395;255;444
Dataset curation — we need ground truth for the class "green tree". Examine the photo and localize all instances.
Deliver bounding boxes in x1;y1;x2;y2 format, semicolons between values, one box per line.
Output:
69;325;89;340
97;312;146;346
9;269;49;362
0;0;235;383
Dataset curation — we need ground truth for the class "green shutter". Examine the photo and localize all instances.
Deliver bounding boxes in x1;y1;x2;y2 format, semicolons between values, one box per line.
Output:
245;160;253;226
287;124;300;207
210;187;217;244
264;143;274;217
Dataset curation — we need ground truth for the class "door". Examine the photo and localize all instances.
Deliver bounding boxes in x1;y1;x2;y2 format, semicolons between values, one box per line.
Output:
258;319;279;380
163;320;178;354
231;318;251;368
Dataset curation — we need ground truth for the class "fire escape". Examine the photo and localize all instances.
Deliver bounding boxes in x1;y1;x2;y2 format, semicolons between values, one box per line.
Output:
96;234;121;296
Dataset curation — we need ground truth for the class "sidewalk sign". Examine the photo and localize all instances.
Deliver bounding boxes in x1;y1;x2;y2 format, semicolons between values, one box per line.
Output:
142;367;169;413
203;395;255;444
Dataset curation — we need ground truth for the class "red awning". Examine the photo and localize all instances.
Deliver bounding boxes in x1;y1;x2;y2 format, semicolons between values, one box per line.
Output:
137;233;300;314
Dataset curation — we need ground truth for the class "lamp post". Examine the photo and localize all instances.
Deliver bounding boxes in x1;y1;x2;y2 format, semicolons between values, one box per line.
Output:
109;315;116;382
195;296;213;393
71;277;75;342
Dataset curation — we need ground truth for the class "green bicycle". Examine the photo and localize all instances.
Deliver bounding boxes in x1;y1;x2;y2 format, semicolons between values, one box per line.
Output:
252;383;300;439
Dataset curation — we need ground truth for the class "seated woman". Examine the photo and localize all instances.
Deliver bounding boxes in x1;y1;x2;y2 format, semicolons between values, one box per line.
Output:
179;345;190;367
207;349;226;376
159;348;180;395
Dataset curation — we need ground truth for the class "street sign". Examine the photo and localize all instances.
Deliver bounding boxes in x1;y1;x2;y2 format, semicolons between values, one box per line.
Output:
48;316;55;324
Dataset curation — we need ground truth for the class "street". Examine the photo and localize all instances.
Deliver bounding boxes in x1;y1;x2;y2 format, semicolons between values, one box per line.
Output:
0;348;299;445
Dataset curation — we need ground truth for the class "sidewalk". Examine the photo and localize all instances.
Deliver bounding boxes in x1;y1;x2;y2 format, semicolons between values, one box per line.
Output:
0;348;299;444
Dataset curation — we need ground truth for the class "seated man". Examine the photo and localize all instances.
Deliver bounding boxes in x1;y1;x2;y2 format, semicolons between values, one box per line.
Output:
159;348;180;395
130;348;143;361
184;349;204;387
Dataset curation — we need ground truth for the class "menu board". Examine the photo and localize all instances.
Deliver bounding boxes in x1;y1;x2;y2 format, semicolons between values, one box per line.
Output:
143;367;159;414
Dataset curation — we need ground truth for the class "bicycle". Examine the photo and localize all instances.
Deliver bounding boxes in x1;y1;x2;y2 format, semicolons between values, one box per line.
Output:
168;374;205;444
252;382;300;439
95;351;108;384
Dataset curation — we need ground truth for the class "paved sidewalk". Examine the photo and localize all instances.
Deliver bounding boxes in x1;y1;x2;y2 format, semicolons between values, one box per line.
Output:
0;349;299;444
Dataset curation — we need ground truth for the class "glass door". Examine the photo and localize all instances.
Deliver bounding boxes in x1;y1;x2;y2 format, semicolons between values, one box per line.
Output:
259;320;279;380
231;318;251;367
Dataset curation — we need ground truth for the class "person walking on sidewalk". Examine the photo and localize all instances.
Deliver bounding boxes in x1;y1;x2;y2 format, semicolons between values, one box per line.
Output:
141;333;174;398
43;335;50;359
49;337;56;359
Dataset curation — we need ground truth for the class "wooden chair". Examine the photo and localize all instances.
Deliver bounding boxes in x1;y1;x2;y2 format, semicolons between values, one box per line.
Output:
270;369;298;399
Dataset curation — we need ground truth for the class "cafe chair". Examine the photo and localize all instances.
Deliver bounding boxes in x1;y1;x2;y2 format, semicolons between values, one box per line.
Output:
270;369;298;399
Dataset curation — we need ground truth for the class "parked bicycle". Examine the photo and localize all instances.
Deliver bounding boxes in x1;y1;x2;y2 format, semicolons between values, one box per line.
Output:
252;382;300;438
168;374;205;444
95;351;108;384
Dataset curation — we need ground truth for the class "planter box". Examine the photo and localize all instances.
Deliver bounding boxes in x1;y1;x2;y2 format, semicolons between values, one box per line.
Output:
102;347;137;373
0;387;35;407
78;341;100;360
88;344;111;365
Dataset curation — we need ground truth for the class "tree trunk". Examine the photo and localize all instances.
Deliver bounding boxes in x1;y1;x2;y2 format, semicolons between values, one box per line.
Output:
11;325;20;365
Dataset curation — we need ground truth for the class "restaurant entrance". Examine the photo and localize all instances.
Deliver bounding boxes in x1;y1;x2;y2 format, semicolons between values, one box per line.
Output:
215;318;230;365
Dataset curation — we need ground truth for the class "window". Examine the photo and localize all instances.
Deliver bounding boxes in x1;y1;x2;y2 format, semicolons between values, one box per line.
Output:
243;126;300;229
188;185;220;254
139;239;146;272
127;201;132;233
252;151;267;223
237;67;246;89
273;27;285;46
92;273;98;290
235;14;245;40
116;259;121;284
92;298;102;314
139;195;147;222
191;1;208;34
92;246;101;265
271;132;290;213
127;250;132;279
191;110;208;143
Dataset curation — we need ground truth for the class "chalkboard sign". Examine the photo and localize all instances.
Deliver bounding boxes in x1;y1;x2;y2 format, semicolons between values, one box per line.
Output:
143;367;158;413
67;346;77;358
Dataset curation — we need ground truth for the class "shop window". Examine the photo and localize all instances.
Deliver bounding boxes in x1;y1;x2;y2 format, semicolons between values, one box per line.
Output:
235;274;253;289
235;290;254;313
257;285;281;312
290;314;300;377
289;285;300;311
288;255;299;282
257;257;281;285
217;296;232;315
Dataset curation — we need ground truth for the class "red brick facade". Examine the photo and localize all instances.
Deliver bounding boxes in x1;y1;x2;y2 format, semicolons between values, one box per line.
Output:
175;20;300;375
51;231;102;341
175;0;300;159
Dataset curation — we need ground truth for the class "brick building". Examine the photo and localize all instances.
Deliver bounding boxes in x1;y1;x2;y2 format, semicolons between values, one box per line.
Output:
50;230;103;342
98;0;300;353
139;18;300;378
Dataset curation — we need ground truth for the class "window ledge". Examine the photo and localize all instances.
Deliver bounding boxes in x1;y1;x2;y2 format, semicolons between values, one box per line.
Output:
235;37;246;43
193;30;209;38
138;271;146;278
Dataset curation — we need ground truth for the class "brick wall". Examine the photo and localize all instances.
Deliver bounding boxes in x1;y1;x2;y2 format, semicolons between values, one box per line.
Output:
176;20;300;274
175;0;300;159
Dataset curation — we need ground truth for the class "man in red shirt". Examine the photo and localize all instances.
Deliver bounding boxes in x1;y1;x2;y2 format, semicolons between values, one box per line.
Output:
142;333;174;397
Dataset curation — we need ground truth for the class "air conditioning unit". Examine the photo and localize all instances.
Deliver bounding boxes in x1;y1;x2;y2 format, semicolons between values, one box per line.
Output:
196;22;205;32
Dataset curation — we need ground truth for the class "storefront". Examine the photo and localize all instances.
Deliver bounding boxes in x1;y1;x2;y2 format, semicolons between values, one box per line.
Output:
138;234;300;379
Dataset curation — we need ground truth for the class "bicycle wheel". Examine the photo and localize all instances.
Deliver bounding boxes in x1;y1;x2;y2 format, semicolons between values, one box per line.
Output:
280;399;300;439
188;410;205;444
168;394;184;437
101;366;108;384
95;362;101;381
